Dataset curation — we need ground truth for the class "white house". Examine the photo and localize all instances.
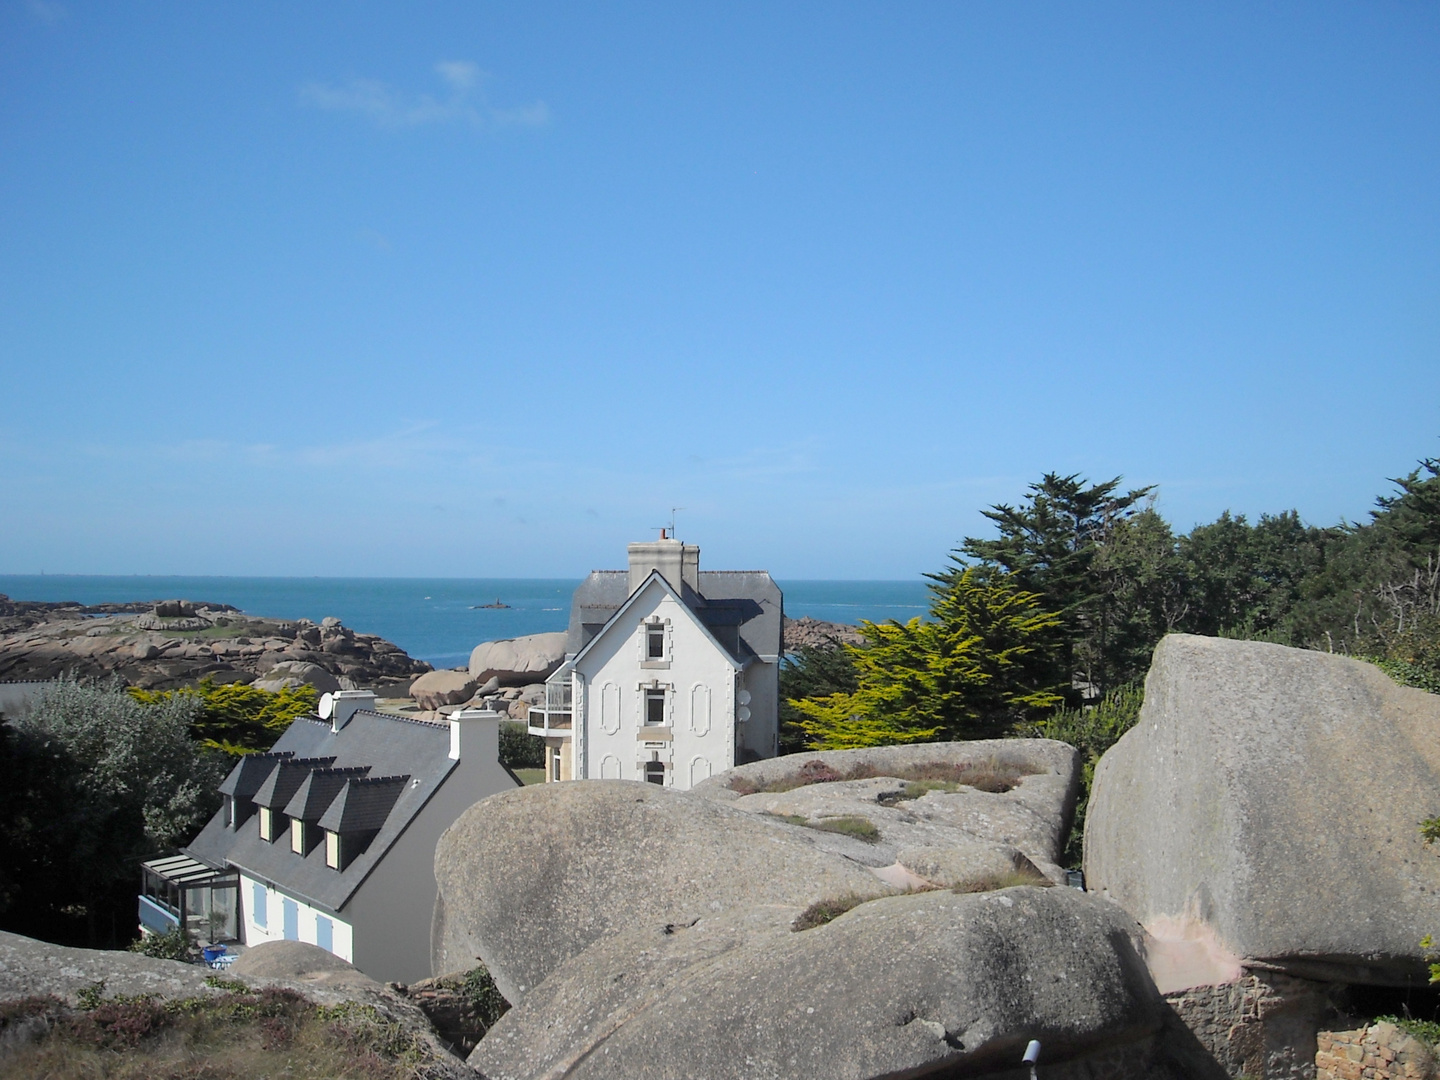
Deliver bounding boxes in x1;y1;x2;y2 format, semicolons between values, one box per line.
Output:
142;692;519;984
529;534;783;788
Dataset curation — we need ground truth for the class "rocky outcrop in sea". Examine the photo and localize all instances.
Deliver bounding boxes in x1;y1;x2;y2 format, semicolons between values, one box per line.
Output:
0;595;431;690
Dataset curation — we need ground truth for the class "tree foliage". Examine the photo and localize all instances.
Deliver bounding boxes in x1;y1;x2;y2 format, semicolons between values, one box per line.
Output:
0;679;225;947
783;450;1440;761
791;567;1063;748
778;639;860;754
129;677;317;756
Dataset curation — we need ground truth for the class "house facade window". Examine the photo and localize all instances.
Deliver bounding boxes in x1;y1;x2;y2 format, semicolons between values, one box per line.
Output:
644;760;665;785
644;688;666;726
646;623;665;659
550;745;562;782
259;807;277;843
325;829;341;870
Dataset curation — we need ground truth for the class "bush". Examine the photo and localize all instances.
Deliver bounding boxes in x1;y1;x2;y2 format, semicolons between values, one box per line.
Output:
2;678;225;947
460;965;510;1032
792;893;867;931
1021;682;1144;866
499;721;544;769
128;926;193;962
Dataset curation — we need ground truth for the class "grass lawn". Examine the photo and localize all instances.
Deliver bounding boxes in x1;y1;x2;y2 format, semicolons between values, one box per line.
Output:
513;768;546;786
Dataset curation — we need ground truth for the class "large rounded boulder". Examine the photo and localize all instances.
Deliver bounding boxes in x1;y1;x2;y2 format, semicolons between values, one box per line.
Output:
431;780;893;1001
467;632;567;685
472;886;1168;1080
1086;634;1440;986
408;668;481;711
694;739;1081;887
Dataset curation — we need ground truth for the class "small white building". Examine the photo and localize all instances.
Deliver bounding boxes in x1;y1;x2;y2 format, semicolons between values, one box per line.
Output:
145;693;518;984
529;534;783;788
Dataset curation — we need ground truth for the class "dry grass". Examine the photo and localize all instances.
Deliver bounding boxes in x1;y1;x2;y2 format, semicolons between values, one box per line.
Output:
803;815;881;843
791;893;869;931
950;867;1054;894
0;981;448;1080
731;758;1038;797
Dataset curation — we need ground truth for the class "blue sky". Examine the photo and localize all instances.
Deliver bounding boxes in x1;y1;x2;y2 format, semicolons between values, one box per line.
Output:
1;2;1436;579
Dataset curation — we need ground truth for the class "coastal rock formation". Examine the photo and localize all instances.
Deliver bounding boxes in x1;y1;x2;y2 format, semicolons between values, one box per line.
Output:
410;668;481;710
782;614;865;650
473;887;1168;1080
1086;634;1440;986
252;659;341;694
0;596;431;690
467;631;567;686
694;739;1080;886
0;931;473;1077
431;780;893;1001
0;928;222;1003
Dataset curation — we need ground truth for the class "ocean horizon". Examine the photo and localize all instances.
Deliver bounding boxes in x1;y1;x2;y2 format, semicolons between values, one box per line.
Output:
0;575;932;669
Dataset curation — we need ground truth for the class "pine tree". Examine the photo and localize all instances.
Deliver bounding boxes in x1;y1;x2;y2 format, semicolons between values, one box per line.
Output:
792;567;1063;749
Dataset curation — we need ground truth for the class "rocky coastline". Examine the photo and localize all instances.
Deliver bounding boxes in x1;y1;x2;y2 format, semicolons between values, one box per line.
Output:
0;595;431;691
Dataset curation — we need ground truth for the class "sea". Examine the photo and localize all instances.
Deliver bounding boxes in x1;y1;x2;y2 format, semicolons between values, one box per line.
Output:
0;576;931;669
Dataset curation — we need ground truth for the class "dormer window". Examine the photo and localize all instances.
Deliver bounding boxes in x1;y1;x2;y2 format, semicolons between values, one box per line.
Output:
325;829;341;870
258;806;278;843
291;817;318;855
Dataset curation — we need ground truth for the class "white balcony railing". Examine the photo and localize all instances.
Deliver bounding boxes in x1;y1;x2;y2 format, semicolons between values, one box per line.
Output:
527;664;574;736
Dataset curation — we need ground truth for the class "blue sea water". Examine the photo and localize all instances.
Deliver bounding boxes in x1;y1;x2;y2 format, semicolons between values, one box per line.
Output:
0;575;931;669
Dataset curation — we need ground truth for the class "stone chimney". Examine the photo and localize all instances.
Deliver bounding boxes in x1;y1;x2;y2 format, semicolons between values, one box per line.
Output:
628;532;700;595
449;707;502;763
329;690;376;732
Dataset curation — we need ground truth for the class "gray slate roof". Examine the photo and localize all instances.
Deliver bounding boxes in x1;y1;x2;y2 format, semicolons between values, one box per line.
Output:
217;751;293;802
317;775;409;833
252;757;336;811
185;711;459;915
567;570;782;663
284;766;369;822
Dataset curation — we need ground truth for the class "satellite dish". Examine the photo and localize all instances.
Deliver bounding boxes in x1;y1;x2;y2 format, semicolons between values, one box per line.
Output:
318;692;334;720
737;706;751;723
737;690;752;706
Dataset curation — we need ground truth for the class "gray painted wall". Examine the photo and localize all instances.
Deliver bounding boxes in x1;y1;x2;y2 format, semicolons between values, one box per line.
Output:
344;716;518;984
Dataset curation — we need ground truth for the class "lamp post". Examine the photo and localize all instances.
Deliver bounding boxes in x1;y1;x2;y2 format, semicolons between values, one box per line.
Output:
1023;1039;1041;1080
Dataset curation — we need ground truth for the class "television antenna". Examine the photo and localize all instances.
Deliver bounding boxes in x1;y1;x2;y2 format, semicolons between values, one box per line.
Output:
651;508;684;540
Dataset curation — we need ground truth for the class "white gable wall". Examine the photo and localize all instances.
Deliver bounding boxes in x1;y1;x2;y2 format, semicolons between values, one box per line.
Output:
575;579;738;790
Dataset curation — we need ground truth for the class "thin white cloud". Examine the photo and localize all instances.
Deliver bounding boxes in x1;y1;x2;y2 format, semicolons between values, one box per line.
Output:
435;60;480;91
300;61;549;131
26;0;68;24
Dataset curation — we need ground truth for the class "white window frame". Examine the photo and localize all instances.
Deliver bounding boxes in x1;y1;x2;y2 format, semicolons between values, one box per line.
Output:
644;687;667;726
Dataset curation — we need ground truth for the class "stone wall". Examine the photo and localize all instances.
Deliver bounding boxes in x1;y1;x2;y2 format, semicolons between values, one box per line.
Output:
1164;972;1332;1080
1316;1024;1436;1080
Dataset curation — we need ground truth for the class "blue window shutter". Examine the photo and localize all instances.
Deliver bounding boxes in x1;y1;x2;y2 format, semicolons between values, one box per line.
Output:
253;883;267;929
315;916;333;952
282;898;298;941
